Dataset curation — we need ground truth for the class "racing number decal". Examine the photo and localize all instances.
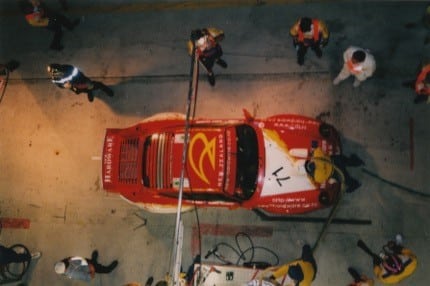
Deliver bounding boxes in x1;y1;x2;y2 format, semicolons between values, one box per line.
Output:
189;133;216;184
272;166;290;187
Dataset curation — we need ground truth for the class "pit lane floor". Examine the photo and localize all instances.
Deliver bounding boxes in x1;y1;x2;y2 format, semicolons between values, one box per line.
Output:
0;1;429;285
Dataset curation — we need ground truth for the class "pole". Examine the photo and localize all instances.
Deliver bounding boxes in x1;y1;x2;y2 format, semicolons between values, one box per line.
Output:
170;34;200;286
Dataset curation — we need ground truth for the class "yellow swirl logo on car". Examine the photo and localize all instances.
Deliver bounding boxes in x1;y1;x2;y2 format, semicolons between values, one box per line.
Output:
189;133;216;184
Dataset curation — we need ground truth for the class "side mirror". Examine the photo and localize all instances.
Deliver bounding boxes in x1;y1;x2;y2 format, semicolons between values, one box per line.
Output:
243;109;254;122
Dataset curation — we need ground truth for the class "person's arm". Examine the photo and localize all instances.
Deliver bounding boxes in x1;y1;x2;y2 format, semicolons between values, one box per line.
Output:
343;48;352;64
318;20;330;43
289;19;300;38
415;65;430;94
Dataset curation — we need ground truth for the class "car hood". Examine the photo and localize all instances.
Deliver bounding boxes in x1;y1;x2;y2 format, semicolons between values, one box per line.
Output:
259;128;315;197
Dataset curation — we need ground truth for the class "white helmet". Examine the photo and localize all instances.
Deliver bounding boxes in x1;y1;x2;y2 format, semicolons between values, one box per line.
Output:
54;262;66;274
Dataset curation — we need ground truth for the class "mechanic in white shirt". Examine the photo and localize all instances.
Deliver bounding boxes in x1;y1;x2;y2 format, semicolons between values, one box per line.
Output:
333;46;376;87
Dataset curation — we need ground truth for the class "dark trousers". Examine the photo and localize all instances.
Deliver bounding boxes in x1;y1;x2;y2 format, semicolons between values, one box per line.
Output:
87;259;114;273
46;13;75;48
200;45;223;73
72;73;113;97
0;245;30;265
295;42;322;63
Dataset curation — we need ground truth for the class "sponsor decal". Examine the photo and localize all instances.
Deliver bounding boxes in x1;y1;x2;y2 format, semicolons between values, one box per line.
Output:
189;133;216;184
173;177;190;189
103;136;114;183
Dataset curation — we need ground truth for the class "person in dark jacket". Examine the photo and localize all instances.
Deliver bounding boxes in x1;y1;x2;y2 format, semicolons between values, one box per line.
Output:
188;27;227;86
47;63;114;102
19;0;79;50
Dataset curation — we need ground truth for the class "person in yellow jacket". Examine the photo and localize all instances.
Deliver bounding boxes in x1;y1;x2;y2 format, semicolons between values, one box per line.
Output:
290;17;329;65
188;28;227;86
357;235;417;284
267;244;317;286
19;0;79;50
304;148;363;193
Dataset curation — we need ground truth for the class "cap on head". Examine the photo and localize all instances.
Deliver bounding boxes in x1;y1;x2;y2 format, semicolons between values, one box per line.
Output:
47;63;64;79
299;17;312;32
304;160;316;175
54;262;66;274
352;50;366;63
287;264;304;282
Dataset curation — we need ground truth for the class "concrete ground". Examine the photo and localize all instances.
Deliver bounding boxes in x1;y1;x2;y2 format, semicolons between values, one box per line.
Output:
0;1;429;285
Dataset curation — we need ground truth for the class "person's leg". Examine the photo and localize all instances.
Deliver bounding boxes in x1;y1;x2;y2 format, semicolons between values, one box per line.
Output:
91;259;118;273
333;66;351;85
296;43;307;65
200;58;216;86
311;43;322;58
51;12;79;31
47;20;63;50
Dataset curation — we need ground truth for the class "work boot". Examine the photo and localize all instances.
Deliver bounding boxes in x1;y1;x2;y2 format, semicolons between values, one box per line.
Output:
216;59;228;68
207;73;215;86
107;260;118;272
91;250;99;262
353;79;361;88
313;46;323;58
347;267;361;282
297;55;304;66
145;277;154;286
87;91;94;102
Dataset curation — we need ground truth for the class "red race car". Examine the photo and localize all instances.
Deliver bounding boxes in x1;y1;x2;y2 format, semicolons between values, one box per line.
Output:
102;110;342;215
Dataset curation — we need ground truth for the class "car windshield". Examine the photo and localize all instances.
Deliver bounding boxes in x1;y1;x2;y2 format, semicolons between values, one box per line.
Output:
235;124;258;199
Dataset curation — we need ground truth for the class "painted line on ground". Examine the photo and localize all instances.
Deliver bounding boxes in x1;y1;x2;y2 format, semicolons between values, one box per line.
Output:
0;218;31;229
